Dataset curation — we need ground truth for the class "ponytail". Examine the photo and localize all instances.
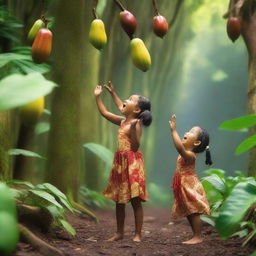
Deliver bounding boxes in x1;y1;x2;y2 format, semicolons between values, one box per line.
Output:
205;146;212;165
137;95;152;127
138;110;152;126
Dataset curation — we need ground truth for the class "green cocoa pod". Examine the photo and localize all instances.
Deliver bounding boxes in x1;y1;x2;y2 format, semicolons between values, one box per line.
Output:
28;19;45;42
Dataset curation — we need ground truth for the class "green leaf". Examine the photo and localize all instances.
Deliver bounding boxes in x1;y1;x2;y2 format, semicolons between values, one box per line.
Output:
0;73;57;110
8;149;45;159
29;190;63;208
7;179;34;189
83;143;114;169
201;175;226;195
215;182;256;239
39;183;67;200
59;219;76;236
43;109;51;115
203;168;225;178
219;114;256;130
35;122;50;135
200;215;216;227
235;135;256;155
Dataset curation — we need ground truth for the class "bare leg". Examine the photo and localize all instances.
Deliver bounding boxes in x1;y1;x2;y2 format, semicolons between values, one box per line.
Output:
183;213;203;244
131;197;143;242
107;203;125;241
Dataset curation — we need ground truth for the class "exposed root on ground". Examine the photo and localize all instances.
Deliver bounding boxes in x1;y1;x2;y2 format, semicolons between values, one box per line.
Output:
18;224;64;256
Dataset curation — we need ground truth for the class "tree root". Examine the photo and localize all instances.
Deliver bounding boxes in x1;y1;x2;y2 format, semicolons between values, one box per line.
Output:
16;200;53;232
69;198;99;223
18;224;64;256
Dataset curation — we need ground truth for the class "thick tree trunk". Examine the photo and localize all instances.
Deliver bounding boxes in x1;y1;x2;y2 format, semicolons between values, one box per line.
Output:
46;0;85;199
241;12;256;176
0;111;12;179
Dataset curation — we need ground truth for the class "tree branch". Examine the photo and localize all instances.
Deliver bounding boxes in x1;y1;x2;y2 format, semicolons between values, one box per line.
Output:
113;0;125;11
223;0;246;18
152;0;159;16
169;0;184;27
92;0;98;19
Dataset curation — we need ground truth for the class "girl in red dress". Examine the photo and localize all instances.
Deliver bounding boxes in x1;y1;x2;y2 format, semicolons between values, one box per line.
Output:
94;82;152;242
169;114;212;244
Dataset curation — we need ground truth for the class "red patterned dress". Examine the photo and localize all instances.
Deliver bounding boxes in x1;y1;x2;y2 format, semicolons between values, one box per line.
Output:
171;155;210;218
103;121;148;203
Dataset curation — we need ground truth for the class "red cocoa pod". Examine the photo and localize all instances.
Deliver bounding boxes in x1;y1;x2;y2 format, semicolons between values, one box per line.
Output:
120;10;137;37
153;15;168;38
32;28;52;64
226;17;241;42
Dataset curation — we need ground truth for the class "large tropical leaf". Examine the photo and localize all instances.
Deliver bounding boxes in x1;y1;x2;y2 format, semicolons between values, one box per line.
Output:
203;168;225;178
215;181;256;239
29;190;63;208
59;219;76;236
201;175;226;195
235;135;256;155
8;149;44;159
0;73;57;110
219;114;256;130
83;143;114;170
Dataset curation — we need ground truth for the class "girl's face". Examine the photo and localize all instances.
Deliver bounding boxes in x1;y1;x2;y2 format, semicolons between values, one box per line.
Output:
182;126;202;150
121;95;140;116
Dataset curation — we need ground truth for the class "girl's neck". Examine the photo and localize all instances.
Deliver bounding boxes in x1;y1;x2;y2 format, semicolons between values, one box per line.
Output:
124;115;137;123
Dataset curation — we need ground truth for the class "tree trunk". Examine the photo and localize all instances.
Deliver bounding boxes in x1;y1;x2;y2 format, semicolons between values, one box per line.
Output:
46;0;85;200
0;111;12;179
241;12;256;176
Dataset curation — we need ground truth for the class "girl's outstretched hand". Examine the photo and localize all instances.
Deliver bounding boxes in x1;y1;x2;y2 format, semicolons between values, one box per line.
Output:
169;114;176;130
94;85;103;96
104;81;114;94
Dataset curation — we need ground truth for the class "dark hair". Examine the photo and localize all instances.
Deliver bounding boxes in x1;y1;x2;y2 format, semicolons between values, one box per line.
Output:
193;127;212;165
137;95;152;127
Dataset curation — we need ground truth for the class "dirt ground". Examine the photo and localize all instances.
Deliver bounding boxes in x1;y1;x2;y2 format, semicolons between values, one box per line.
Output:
12;206;254;256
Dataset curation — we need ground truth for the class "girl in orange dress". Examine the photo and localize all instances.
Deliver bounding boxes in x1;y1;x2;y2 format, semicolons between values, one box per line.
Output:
94;82;152;242
169;114;212;244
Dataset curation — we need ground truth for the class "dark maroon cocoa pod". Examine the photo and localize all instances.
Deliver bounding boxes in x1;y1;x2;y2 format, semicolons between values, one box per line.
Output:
153;15;168;38
119;10;137;38
226;17;241;42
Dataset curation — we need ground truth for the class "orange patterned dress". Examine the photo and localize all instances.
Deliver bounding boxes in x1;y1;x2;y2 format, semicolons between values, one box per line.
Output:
103;121;148;203
171;155;210;218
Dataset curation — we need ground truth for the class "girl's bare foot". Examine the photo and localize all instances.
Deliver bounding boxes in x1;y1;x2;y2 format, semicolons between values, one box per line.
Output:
107;233;124;241
133;234;141;242
182;236;203;244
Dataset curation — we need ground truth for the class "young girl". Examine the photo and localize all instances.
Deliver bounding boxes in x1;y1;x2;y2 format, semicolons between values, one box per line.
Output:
169;114;212;244
94;82;152;242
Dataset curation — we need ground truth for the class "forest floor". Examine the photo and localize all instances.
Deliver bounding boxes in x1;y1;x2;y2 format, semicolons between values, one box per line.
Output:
12;206;254;256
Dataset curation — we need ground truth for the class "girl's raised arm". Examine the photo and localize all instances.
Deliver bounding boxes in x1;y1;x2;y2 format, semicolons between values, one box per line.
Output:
169;115;195;164
94;85;124;125
104;81;123;113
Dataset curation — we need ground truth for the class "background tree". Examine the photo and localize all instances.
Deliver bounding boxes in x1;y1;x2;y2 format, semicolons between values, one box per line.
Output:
224;0;256;176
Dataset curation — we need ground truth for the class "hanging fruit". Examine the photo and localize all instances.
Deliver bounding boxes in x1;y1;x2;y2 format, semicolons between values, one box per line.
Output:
27;19;45;42
120;10;137;38
89;19;107;50
32;28;52;64
20;97;44;126
153;15;168;38
226;17;241;42
130;38;151;72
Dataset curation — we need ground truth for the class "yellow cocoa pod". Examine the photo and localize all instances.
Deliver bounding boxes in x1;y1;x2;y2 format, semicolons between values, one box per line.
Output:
130;38;151;72
89;19;107;50
20;97;44;126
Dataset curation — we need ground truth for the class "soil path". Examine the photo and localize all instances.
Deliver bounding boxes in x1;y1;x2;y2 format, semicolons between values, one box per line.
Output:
13;206;254;256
